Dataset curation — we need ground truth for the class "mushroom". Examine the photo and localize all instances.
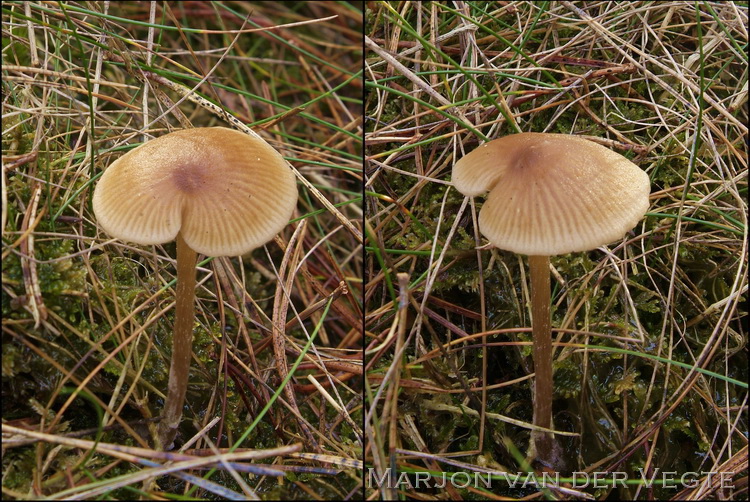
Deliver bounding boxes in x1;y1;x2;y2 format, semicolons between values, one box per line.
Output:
452;132;650;468
93;127;298;449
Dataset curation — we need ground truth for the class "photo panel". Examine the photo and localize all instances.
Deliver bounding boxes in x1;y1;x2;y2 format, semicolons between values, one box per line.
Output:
364;2;747;499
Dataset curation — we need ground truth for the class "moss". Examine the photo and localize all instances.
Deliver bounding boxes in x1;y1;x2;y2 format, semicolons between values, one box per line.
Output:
554;358;583;399
1;448;38;493
461;433;479;452
663;411;696;439
1;343;23;379
652;154;690;190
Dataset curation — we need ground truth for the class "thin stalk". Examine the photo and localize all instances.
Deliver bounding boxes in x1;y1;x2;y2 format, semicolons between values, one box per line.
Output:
158;232;197;449
528;254;554;465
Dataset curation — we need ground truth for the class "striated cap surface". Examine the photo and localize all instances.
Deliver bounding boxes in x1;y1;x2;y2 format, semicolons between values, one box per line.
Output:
452;133;650;255
93;127;298;256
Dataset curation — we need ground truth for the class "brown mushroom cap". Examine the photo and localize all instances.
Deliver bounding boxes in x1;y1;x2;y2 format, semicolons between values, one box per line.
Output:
93;127;298;256
452;133;650;255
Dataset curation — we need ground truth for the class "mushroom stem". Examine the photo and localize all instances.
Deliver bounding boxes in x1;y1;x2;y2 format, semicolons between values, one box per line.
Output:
528;255;555;465
158;232;197;449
